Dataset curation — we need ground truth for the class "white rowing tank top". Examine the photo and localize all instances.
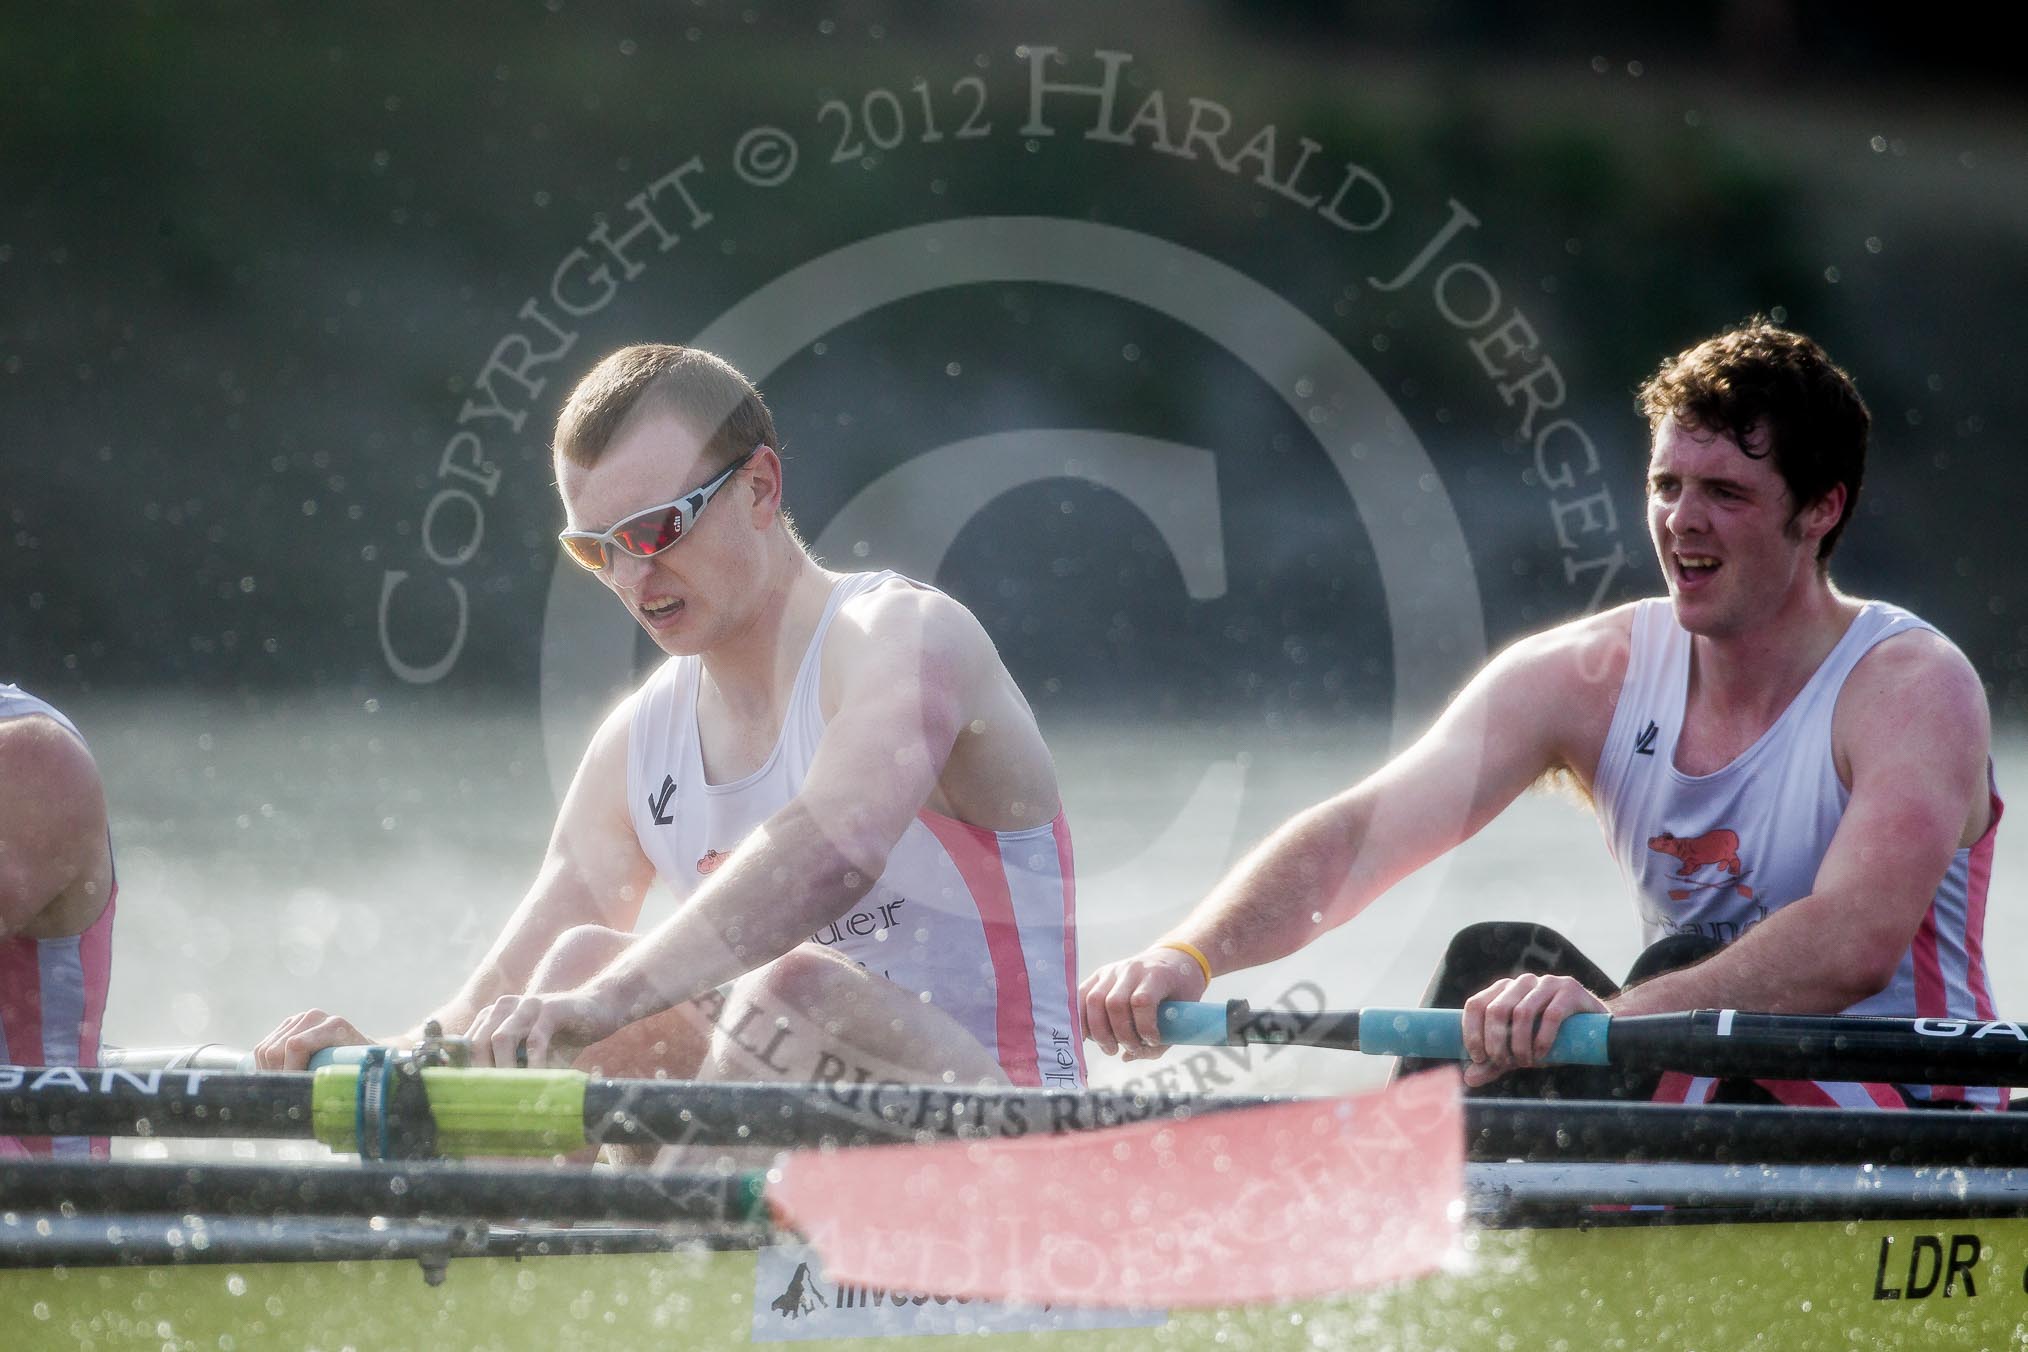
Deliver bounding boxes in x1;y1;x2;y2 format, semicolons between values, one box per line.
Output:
623;571;1084;1087
1594;600;2003;1109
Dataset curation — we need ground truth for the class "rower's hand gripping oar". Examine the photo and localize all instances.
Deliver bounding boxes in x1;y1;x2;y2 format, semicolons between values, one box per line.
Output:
234;1019;474;1075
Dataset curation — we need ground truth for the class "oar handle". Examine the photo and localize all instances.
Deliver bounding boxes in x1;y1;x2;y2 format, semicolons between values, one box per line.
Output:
233;1046;375;1073
238;1024;475;1074
1358;1007;1610;1065
1153;1001;1236;1045
1154;1001;1611;1065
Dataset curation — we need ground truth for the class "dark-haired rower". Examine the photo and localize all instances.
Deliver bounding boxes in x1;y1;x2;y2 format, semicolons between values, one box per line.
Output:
1083;322;2000;1110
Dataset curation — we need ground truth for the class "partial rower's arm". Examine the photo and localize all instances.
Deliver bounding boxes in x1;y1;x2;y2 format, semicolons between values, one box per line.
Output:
1083;617;1626;1056
0;716;111;942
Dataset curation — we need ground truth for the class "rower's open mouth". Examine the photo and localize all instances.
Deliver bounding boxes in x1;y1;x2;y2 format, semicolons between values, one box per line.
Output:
636;595;685;628
1676;553;1721;580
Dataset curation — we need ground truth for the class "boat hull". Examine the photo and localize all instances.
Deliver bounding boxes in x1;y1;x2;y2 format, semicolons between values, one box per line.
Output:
13;1215;2028;1350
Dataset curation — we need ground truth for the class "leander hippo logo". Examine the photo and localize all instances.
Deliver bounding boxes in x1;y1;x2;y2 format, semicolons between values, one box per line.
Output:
698;849;730;876
1647;828;1756;902
770;1262;828;1320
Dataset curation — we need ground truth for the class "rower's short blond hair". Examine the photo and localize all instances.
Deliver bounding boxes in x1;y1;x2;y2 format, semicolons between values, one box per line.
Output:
554;345;778;475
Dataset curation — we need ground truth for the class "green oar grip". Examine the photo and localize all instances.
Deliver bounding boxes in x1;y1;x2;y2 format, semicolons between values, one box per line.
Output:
1359;1007;1611;1064
310;1066;589;1157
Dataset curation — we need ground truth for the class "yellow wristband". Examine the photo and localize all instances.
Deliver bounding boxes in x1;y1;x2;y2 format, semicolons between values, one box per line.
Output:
1157;940;1213;984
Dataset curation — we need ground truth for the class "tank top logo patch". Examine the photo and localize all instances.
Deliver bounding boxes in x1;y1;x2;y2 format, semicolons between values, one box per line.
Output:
648;775;678;826
1647;828;1756;902
697;849;730;875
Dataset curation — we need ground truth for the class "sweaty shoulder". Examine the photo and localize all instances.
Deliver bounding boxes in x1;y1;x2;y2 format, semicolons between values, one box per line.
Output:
587;685;647;763
819;574;1055;829
1848;622;1984;700
819;576;996;709
0;715;102;826
1483;602;1638;786
1835;623;1991;774
0;709;91;758
1491;602;1637;707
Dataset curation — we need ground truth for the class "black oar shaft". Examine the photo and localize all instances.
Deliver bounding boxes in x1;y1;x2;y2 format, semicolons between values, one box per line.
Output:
0;1067;315;1138
0;1066;1289;1147
11;1157;2028;1234
10;1066;2028;1170
1168;1002;2028;1087
0;1159;761;1225
1611;1011;2028;1086
1470;1099;2028;1168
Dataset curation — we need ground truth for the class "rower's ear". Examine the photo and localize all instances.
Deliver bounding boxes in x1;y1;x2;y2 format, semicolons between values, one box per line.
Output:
1792;482;1845;551
744;445;785;524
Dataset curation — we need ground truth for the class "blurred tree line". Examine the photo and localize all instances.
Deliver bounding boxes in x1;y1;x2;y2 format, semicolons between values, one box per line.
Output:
3;2;2023;723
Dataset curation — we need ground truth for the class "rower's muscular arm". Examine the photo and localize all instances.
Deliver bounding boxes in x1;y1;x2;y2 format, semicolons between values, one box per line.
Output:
0;717;111;942
472;586;1011;1068
1611;632;1992;1017
1082;613;1629;1056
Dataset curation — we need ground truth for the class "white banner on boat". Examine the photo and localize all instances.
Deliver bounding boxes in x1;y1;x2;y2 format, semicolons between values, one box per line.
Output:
749;1243;1167;1341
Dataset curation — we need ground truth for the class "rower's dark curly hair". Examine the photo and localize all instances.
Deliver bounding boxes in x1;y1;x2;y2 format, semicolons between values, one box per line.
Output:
1637;320;1871;562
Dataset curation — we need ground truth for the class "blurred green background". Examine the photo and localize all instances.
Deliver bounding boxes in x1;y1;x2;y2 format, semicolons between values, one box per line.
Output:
5;2;2024;725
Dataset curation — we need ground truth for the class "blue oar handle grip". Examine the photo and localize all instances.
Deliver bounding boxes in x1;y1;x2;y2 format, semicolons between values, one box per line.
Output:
235;1045;376;1073
1155;1000;1246;1045
1153;1001;1613;1063
308;1046;374;1071
1358;1007;1611;1065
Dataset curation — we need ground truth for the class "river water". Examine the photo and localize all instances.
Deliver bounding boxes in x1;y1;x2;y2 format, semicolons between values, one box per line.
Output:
68;693;2028;1097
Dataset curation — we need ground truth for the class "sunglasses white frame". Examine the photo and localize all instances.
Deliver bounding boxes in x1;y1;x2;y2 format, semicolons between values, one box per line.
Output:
558;445;764;571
